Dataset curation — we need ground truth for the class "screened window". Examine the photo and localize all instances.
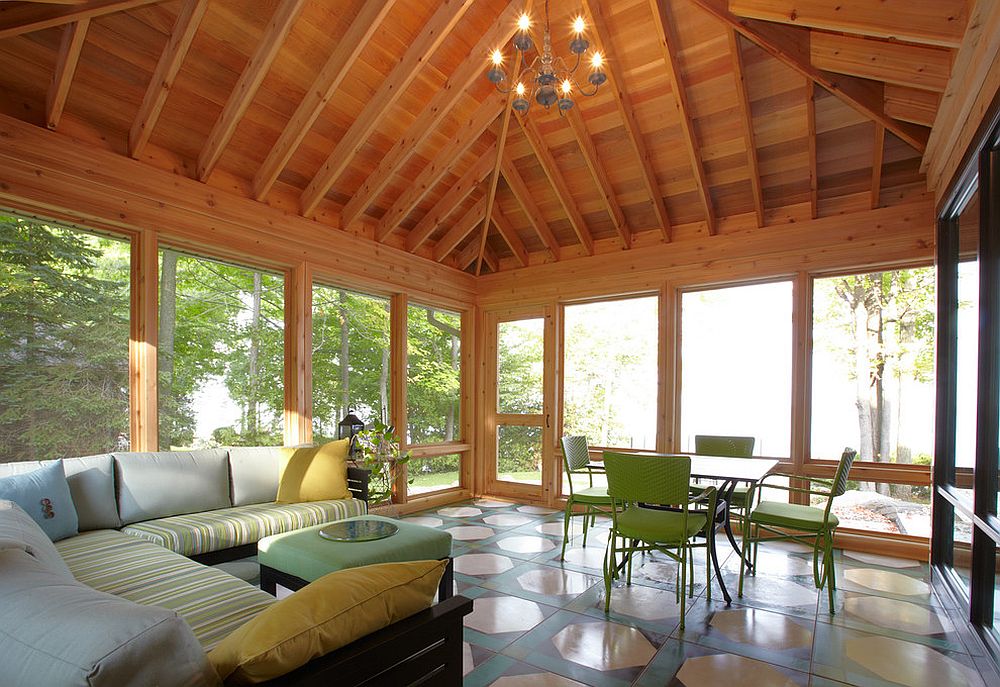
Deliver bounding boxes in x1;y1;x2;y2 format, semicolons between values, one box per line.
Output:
680;282;793;457
406;304;461;445
562;296;657;449
0;215;130;461
158;250;284;449
311;284;390;441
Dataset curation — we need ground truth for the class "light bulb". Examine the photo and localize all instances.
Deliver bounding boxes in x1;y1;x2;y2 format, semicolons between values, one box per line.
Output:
572;16;586;34
591;51;603;69
491;49;504;66
561;79;572;94
515;82;526;96
517;13;530;31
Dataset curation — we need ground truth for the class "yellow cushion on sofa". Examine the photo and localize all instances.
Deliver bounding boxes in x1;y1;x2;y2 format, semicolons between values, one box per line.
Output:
276;440;351;503
207;559;447;685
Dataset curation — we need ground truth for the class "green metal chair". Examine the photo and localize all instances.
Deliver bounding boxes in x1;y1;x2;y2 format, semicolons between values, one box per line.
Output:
738;447;857;612
602;451;717;629
560;435;613;560
691;434;755;508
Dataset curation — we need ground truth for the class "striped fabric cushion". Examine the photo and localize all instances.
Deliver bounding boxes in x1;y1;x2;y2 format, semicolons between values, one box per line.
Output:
119;499;368;557
56;530;275;650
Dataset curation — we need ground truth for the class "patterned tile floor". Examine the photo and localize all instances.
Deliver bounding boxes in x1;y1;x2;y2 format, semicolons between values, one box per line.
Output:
401;498;1000;687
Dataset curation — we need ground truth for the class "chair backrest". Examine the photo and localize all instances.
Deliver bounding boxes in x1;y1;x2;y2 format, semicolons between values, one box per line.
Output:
831;448;858;497
604;451;691;507
694;435;755;458
561;435;592;472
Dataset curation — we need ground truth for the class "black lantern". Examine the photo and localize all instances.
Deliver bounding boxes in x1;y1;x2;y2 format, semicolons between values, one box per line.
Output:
338;410;365;454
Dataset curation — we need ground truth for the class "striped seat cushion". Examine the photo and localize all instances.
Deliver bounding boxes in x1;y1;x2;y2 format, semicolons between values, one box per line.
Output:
56;530;275;650
119;499;368;557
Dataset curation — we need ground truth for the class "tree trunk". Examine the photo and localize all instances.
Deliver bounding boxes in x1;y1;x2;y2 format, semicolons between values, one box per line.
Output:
247;271;262;439
158;249;178;448
851;284;875;487
379;345;389;424
338;290;350;421
875;273;900;496
445;333;458;441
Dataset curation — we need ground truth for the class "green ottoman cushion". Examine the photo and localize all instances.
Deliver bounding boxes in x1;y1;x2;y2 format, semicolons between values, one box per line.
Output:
258;515;451;583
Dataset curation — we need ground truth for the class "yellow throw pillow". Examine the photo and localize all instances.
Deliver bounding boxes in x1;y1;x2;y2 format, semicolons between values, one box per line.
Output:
276;439;351;503
208;559;447;685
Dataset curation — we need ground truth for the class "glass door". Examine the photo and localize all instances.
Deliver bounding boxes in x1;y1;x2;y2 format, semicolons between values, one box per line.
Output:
486;307;555;501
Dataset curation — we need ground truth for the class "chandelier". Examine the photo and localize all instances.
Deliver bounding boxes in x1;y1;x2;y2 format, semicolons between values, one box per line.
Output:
486;1;607;114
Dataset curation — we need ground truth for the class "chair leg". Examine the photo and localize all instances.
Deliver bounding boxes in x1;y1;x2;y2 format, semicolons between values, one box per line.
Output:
679;545;687;630
689;548;695;598
561;502;572;561
603;537;614;613
706;541;712;603
812;537;823;588
826;534;837;613
582;507;590;548
626;540;635;585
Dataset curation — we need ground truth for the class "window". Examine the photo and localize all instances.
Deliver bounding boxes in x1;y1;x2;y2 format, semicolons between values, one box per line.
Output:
158;250;284;449
311;284;390;441
680;281;793;457
562;296;657;449
0;215;130;461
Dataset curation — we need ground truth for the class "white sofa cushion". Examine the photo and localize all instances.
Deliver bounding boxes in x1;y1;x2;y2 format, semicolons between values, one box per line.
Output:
0;499;73;579
113;450;231;525
226;446;282;506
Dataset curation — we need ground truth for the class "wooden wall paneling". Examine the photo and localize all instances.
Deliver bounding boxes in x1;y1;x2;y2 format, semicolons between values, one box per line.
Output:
884;84;940;128
46;18;89;130
0;0;162;40
433;195;488;263
518;115;594;254
690;0;930;154
406;143;497;253
649;0;716;235
729;0;968;49
283;261;312;446
196;0;306;181
391;292;408;504
807;81;819;218
565;106;630;248
499;152;561;260
374;93;503;242
299;0;476;217
129;228;158;451
252;0;395;200
339;0;523;229
127;0;209;159
583;0;672;242
810;32;952;93
490;204;529;267
728;29;763;227
871;124;885;208
0;114;478;305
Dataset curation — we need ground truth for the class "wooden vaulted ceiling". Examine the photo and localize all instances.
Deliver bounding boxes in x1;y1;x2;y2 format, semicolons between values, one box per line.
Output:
0;0;968;274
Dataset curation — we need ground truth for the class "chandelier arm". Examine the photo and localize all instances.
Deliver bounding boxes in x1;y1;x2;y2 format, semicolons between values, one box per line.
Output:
576;82;601;97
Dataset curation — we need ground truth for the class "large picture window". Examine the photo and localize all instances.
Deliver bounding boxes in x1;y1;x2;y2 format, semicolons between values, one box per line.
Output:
680;281;793;457
158;250;284;449
562;296;658;449
0;215;130;461
311;284;390;441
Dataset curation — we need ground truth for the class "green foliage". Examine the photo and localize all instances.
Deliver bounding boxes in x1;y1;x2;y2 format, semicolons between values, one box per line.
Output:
0;216;130;462
406;305;461;444
354;419;410;505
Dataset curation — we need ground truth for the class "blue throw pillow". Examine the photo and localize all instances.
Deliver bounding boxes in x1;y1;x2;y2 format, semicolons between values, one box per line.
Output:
0;461;78;541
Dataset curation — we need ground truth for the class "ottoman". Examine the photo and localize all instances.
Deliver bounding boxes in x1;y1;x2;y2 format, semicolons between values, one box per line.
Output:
257;515;454;601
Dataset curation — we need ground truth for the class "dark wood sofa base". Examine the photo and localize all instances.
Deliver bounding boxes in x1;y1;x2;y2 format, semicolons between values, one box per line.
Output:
259;558;455;603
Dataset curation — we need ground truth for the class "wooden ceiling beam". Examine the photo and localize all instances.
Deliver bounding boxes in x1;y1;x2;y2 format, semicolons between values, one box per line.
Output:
871;124;884;209
457;236;497;272
0;0;161;40
300;0;476;217
45;18;89;130
500;152;560;261
374;94;503;243
127;0;208;159
196;0;306;181
807;80;818;219
583;0;671;242
406;142;497;252
490;204;529;268
433;194;488;263
728;29;763;228
728;0;968;49
649;0;715;235
690;0;930;153
340;0;523;229
884;85;940;128
517;115;593;255
252;0;394;200
810;32;952;93
565;105;630;249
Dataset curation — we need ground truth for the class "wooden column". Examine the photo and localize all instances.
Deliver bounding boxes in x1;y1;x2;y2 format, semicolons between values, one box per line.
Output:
658;283;675;453
283;262;312;446
460;308;475;491
790;271;811;504
391;293;409;504
129;229;158;451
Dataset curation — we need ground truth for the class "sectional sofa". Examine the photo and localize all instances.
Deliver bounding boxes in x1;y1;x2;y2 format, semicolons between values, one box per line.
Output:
0;448;471;686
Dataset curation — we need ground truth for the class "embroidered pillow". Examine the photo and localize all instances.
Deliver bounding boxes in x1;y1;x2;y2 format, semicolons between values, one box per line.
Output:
0;461;78;541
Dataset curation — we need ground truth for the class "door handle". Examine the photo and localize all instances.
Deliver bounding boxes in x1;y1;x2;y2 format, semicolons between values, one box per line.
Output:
545;414;551;429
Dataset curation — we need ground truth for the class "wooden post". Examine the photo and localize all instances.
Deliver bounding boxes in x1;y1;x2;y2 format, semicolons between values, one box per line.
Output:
391;293;409;504
129;229;158;451
790;271;811;504
284;262;312;446
460;308;475;491
658;283;675;453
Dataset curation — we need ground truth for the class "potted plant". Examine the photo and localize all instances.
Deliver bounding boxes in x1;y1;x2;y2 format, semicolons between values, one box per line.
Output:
352;419;411;515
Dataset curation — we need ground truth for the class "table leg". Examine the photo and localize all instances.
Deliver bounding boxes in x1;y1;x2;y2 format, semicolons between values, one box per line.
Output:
708;503;731;605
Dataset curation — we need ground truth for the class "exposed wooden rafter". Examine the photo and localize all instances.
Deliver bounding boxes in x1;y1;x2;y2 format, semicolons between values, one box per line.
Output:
46;18;89;130
884;85;940;128
810;32;952;93
517;115;593;255
127;0;208;159
565;106;630;249
689;0;930;153
583;0;671;242
252;0;394;200
339;0;523;229
728;29;763;228
500;152;561;261
300;0;476;217
871;124;884;209
457;235;498;272
490;204;529;268
0;0;161;40
649;0;715;234
807;81;818;219
433;194;488;263
196;0;306;181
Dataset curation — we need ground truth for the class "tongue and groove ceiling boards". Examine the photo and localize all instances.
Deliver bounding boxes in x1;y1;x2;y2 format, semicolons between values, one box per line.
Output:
0;0;969;273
